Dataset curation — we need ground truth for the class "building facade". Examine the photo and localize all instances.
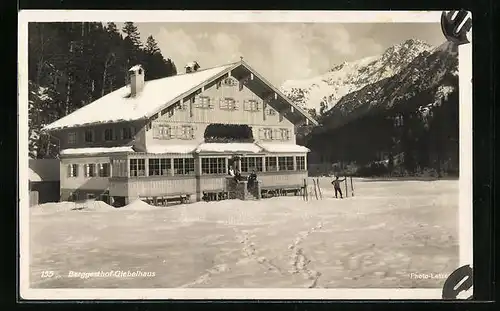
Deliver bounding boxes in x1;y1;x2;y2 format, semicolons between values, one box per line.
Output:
43;59;318;206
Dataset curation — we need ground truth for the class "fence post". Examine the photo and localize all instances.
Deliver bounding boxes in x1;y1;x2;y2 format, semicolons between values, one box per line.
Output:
316;178;323;199
350;176;354;197
344;177;348;198
313;179;319;200
304;178;309;201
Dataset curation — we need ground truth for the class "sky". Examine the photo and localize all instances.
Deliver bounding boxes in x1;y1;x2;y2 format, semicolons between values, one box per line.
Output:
116;22;445;86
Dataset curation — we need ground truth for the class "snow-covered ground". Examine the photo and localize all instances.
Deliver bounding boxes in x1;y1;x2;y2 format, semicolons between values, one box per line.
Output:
29;178;458;289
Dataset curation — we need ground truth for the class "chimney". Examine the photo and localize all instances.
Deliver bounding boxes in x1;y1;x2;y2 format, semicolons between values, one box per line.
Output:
184;61;200;74
128;65;145;96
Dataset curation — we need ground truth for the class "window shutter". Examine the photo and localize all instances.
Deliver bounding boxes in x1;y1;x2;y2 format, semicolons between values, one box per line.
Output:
258;128;264;139
84;164;88;177
67;164;72;177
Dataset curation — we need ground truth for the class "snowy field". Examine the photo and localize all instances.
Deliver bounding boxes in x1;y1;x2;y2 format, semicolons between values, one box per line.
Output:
29;178;458;289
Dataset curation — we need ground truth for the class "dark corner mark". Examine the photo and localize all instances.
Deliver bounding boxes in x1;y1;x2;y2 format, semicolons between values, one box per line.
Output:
442;264;473;299
440;10;472;45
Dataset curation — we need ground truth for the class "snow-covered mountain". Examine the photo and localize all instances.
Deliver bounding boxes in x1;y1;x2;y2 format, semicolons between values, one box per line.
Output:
281;39;435;113
321;41;458;130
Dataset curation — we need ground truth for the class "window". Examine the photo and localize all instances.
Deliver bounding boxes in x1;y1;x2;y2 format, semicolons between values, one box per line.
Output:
296;156;306;171
149;158;172;176
68;132;77;145
173;158;195;175
261;128;273;140
178;125;194;140
130;159;146;177
223;77;237;86
176;101;188;110
112;159;127;177
266;108;276;115
279;128;290;141
241;157;263;172
87;193;96;200
98;163;110;177
67;164;79;177
84;130;94;143
201;157;227;174
84;163;97;177
153;124;172;140
278;156;294;171
265;157;277;172
196;96;213;109
104;128;114;141
219;97;237;110
243;99;259;112
122;127;134;140
272;128;281;140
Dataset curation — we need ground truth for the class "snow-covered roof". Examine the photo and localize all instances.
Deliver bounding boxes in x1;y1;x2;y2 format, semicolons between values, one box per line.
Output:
43;63;237;131
29;159;60;181
29;167;42;182
185;61;198;68
60;146;135;156
196;143;263;154
43;59;318;131
145;144;197;154
259;143;310;153
129;65;143;72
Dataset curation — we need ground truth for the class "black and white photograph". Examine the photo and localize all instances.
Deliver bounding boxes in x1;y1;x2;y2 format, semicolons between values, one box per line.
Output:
18;10;473;300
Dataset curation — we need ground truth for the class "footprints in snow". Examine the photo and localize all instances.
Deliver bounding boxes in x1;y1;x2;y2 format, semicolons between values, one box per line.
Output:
235;229;284;274
180;263;229;288
288;222;323;288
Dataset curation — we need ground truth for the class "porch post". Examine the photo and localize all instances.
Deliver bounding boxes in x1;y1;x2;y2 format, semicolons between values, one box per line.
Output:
262;156;266;172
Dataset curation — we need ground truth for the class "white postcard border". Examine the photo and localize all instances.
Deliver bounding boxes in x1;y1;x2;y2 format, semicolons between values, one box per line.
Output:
18;10;473;300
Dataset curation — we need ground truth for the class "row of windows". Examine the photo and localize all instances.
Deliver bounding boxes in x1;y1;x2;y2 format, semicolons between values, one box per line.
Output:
152;124;195;140
67;163;110;178
161;96;280;115
194;96;264;112
130;158;195;177
258;128;291;141
66;156;306;178
68;127;135;145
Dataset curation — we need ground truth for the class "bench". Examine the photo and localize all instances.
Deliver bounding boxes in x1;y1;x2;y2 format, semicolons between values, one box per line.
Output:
144;194;191;206
261;185;305;198
202;191;229;202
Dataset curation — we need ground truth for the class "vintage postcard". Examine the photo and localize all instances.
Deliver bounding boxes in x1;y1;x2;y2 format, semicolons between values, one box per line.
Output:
18;10;473;300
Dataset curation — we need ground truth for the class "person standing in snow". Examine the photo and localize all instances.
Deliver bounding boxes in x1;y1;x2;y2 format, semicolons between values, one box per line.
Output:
331;176;346;198
247;169;257;189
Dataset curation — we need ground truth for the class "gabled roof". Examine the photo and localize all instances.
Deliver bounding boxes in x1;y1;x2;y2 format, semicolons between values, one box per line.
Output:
29;159;60;181
43;60;318;131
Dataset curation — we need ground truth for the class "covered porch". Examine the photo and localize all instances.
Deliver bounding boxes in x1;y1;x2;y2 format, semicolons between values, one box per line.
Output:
107;142;310;205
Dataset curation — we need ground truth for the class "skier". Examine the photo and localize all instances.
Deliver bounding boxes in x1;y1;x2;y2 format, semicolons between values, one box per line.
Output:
331;176;346;199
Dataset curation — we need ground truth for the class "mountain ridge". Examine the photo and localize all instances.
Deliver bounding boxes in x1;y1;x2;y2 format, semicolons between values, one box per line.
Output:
280;39;435;113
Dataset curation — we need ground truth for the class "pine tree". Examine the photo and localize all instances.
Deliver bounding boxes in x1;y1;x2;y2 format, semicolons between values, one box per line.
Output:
28;22;180;158
122;22;142;48
106;22;118;34
145;35;161;55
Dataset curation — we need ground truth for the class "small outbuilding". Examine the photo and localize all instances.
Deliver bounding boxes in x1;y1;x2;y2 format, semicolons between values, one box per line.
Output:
29;158;60;206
